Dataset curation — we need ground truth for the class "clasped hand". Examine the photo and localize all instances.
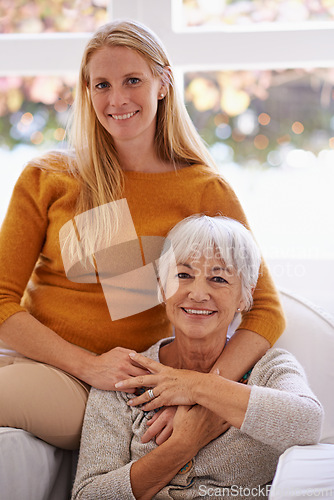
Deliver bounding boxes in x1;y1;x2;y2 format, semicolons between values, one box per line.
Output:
115;352;203;411
115;353;230;451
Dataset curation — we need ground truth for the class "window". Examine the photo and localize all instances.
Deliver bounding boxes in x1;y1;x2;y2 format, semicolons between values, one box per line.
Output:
184;67;334;263
180;0;334;30
0;1;98;219
0;0;108;33
0;75;74;149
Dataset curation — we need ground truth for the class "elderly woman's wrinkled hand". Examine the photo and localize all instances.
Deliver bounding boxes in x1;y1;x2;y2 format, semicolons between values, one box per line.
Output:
115;352;202;410
141;406;177;445
172;405;230;454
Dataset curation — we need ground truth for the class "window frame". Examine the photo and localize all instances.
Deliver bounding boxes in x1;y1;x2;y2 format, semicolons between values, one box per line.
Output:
1;0;334;77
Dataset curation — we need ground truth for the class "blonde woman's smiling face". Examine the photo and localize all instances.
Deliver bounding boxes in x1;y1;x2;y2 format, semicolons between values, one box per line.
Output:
88;46;163;147
165;256;245;342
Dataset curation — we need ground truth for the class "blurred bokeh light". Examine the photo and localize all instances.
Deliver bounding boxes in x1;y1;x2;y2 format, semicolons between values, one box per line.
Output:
185;68;334;169
181;0;334;28
0;76;75;150
0;0;108;33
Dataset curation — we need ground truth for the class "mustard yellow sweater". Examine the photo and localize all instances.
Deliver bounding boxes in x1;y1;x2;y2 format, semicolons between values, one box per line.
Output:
0;159;285;354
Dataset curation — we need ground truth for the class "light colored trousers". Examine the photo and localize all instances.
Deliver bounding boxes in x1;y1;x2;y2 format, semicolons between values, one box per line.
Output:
0;340;89;450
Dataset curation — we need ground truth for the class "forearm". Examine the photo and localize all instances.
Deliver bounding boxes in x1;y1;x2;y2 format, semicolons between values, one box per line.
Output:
75;414;197;500
241;257;286;343
241;385;323;452
212;329;270;381
74;436;182;500
191;372;251;429
130;437;196;500
0;311;95;382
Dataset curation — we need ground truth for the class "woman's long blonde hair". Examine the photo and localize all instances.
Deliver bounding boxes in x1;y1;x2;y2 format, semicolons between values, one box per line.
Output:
34;20;218;263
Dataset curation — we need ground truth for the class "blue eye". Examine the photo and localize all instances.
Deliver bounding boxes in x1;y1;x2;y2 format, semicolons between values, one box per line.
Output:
95;82;109;89
128;77;140;85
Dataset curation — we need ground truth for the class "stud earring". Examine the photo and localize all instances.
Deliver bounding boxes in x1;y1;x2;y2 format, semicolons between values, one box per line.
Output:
237;308;241;312
160;93;164;98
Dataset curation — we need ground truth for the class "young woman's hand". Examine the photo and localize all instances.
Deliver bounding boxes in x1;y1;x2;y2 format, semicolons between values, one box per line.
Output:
115;352;203;409
86;347;149;391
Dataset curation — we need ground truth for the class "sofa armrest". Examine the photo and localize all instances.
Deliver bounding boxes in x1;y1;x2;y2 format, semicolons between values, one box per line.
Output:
0;427;74;500
269;444;334;500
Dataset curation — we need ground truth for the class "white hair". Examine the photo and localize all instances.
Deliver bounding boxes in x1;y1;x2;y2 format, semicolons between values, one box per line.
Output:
158;215;261;311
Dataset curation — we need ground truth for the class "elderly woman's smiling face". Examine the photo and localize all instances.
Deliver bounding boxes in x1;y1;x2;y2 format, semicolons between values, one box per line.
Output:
164;254;245;342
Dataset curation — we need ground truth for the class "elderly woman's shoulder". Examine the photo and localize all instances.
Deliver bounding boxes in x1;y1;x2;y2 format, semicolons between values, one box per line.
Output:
250;347;307;385
86;386;131;417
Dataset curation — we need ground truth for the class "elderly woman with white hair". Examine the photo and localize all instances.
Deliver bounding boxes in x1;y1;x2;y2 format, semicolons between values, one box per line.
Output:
72;215;323;500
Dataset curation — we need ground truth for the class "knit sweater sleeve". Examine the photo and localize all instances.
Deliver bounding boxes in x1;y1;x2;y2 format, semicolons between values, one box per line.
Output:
71;388;136;500
240;348;324;453
200;173;285;345
0;165;50;323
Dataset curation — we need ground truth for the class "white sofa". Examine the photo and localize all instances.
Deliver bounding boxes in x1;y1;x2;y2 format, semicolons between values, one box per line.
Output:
0;288;333;500
268;289;334;500
0;428;76;500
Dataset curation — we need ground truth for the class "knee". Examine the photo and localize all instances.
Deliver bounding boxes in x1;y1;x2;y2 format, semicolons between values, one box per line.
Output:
0;362;88;450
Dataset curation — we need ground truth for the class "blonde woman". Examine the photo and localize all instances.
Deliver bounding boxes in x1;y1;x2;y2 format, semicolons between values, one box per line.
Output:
0;20;285;451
